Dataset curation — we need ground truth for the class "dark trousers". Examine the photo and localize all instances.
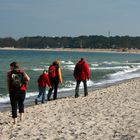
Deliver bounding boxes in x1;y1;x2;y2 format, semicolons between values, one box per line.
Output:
47;78;59;100
9;90;26;118
75;80;88;97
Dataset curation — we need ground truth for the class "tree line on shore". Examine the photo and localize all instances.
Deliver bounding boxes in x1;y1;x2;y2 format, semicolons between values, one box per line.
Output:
0;35;140;50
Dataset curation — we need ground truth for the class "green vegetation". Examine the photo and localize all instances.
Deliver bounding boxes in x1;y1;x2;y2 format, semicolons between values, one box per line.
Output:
0;35;140;49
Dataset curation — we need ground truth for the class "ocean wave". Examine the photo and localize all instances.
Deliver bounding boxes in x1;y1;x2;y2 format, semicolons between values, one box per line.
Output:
63;65;75;70
90;66;130;70
109;68;139;77
61;60;74;65
101;61;140;65
102;61;120;65
32;68;44;71
91;64;99;67
0;96;9;103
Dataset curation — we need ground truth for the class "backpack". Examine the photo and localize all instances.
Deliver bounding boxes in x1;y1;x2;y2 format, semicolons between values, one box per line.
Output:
74;63;83;76
11;70;24;89
48;65;56;78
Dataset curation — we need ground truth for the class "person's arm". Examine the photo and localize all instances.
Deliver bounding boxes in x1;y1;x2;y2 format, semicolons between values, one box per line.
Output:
23;72;30;82
7;72;10;93
46;74;52;88
85;64;90;80
58;67;62;84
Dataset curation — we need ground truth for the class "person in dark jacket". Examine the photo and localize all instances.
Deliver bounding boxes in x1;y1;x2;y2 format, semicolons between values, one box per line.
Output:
35;70;51;104
7;62;30;124
47;60;62;100
73;58;90;98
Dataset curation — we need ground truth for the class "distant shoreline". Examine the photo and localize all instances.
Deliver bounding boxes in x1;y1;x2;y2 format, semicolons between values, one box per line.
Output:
0;47;140;54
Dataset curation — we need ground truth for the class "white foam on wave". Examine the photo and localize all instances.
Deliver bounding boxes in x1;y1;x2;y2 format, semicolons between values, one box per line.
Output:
102;61;120;65
90;66;130;70
32;68;44;71
108;67;140;83
101;61;140;66
32;66;49;71
0;96;9;103
61;60;74;65
91;64;99;67
26;91;38;98
58;79;94;92
63;65;75;70
109;67;138;77
0;92;39;104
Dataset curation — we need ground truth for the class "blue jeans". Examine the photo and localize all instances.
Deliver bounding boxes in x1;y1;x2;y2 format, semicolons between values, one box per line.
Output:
36;87;46;103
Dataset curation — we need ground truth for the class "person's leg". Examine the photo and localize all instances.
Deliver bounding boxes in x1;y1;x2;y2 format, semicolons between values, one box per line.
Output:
35;86;43;104
75;80;81;98
18;91;26;121
38;86;43;98
13;118;17;125
41;87;46;103
47;88;53;100
47;78;54;101
83;80;88;96
10;93;18;123
53;82;59;100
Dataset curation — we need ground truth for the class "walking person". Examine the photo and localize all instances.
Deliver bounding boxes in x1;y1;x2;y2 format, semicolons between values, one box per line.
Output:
73;58;90;98
7;62;30;125
47;60;62;100
35;70;52;104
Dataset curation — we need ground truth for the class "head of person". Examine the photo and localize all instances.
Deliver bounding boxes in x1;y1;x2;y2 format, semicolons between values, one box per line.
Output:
10;62;19;71
80;58;84;61
43;70;48;74
52;60;60;66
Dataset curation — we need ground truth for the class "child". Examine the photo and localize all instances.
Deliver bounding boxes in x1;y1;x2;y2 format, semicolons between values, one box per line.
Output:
35;70;51;104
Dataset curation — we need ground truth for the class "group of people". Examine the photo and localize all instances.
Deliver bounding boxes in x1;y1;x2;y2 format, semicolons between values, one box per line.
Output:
35;60;62;104
7;58;90;124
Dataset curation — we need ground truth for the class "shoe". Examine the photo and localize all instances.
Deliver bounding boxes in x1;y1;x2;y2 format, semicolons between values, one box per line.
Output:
75;95;79;98
35;99;38;105
84;93;88;96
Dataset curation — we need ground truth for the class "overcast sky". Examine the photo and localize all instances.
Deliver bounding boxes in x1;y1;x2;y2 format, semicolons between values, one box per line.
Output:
0;0;140;39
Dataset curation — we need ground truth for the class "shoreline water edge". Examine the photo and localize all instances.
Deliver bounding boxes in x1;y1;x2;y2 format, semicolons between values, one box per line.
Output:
0;77;140;139
0;48;140;111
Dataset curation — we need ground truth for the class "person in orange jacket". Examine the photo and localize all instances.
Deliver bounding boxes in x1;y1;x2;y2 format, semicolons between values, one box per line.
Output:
73;58;90;98
35;70;52;104
47;60;62;100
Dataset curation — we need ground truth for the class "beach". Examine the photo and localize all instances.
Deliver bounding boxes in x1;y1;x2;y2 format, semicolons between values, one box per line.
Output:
0;47;140;54
0;77;140;140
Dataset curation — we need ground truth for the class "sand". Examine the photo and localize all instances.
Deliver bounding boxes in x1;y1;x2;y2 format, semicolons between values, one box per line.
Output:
0;47;140;54
0;78;140;140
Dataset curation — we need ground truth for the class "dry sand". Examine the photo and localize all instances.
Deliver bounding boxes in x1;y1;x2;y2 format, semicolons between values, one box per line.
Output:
0;47;140;54
0;78;140;140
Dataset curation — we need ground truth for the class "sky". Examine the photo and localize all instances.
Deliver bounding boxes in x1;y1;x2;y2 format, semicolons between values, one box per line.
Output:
0;0;140;39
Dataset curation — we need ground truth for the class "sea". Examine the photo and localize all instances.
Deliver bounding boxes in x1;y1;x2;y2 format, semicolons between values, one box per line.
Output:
0;49;140;109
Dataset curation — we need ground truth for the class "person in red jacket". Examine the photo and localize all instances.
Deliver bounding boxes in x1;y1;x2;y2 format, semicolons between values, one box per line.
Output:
35;70;52;104
7;62;30;124
73;58;90;98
